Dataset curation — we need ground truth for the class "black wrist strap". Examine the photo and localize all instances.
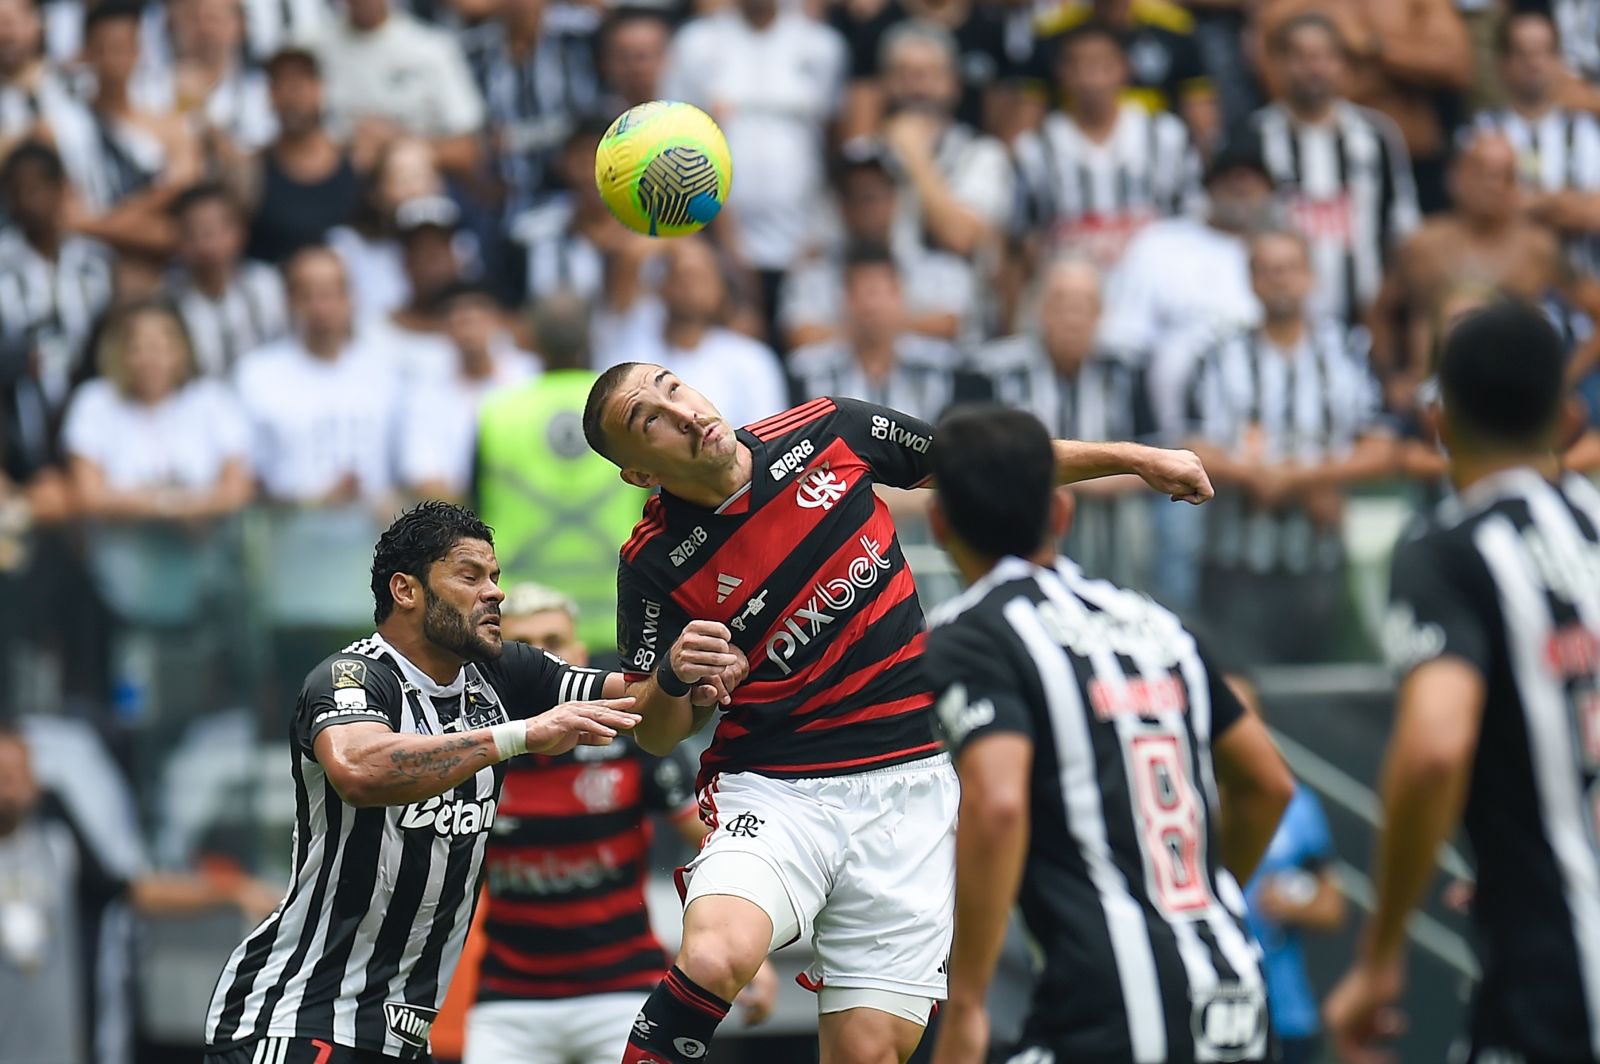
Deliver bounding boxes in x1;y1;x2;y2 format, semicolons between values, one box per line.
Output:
655;658;693;698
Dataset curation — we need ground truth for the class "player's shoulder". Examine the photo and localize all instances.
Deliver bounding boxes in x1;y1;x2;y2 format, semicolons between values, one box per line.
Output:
929;556;1045;632
301;641;403;705
744;395;842;442
620;492;673;568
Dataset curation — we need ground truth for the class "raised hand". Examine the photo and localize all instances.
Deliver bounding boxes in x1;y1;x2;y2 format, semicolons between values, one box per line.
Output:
1135;446;1215;505
525;698;640;756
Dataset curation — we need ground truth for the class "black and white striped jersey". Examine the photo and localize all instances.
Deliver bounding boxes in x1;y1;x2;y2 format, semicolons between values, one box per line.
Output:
1012;103;1203;271
172;261;290;378
500;194;604;307
927;556;1267;1064
462;11;601;219
1472;106;1600;272
203;634;606;1059
787;334;965;424
1386;469;1600;1062
1552;0;1600;87
1251;102;1420;325
0;229;112;409
1185;321;1383;575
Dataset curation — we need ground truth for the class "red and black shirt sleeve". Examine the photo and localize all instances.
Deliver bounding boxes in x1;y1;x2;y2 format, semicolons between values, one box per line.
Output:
829;396;937;489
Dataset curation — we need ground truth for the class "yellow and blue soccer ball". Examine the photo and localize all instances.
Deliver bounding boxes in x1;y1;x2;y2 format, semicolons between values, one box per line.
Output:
594;101;732;238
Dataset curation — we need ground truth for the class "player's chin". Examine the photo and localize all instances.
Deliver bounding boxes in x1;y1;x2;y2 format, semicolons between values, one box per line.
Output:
472;627;505;658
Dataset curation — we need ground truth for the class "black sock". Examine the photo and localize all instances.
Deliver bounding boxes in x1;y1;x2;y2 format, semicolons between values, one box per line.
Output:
622;964;732;1064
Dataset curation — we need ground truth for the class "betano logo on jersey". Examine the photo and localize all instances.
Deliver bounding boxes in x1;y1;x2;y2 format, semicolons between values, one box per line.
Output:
670;526;708;567
765;535;893;675
796;468;850;511
769;439;815;480
869;415;931;453
398;794;498;837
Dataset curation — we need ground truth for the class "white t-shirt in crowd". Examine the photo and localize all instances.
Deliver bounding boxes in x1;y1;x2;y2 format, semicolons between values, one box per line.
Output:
1099;216;1261;438
315;11;486;138
61;378;251;491
597;299;789;430
662;10;845;270
398;342;539;495
233;335;402;502
363;316;458;381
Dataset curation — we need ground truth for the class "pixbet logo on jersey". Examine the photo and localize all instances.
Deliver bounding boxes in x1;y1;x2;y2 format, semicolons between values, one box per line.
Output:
769;439;815;481
765;535;892;675
869;415;931;453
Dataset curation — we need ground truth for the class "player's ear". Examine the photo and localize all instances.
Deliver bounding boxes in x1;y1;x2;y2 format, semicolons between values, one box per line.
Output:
1052;486;1075;541
390;571;422;613
620;467;656;490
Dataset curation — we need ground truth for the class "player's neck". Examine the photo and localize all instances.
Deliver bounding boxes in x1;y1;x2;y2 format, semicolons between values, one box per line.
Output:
378;621;466;686
1449;449;1561;495
662;441;755;510
955;542;1056;585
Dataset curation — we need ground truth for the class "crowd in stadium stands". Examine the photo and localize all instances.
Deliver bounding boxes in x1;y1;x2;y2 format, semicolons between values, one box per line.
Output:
2;0;1600;1056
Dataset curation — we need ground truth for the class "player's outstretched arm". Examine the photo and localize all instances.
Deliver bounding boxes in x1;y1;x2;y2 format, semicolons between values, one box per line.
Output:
313;700;640;807
1050;439;1215;504
624;620;745;755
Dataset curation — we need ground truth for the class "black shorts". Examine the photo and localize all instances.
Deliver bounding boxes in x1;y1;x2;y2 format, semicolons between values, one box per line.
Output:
204;1037;434;1064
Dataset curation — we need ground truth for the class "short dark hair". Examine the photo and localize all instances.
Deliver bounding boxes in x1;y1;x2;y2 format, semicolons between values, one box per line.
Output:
84;0;142;37
0;139;64;191
1438;301;1566;450
1058;20;1125;61
1272;11;1343;57
1496;10;1556;58
584;361;644;465
931;405;1056;560
170;181;242;222
598;5;672;53
371;501;495;625
842;241;897;281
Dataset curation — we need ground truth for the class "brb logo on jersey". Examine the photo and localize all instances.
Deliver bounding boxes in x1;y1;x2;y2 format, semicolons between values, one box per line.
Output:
769;439;815;481
670;526;708;567
869;415;931;453
399;795;498;837
796;468;850;510
765;535;892;674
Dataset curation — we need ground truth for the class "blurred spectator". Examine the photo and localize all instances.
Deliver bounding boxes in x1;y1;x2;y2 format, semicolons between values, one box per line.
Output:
314;0;485;177
1254;0;1471;211
0;0;99;195
499;115;630;309
169;183;288;377
602;236;788;429
462;0;600;219
366;194;473;378
662;0;846;323
780;147;973;349
1473;11;1600;274
1013;22;1202;275
0;722;276;1064
1185;229;1395;663
970;255;1150;582
167;0;275;155
789;243;963;421
1546;0;1600;96
597;7;670;115
62;299;252;522
328;136;456;321
73;1;201;255
242;46;360;265
399;281;537;500
473;292;648;655
233;246;400;506
0;140;112;409
1030;0;1219;149
876;20;1013;260
1251;12;1420;328
1370;130;1600;410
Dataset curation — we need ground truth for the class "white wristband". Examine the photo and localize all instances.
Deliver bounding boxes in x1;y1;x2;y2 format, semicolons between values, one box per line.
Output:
490;721;528;762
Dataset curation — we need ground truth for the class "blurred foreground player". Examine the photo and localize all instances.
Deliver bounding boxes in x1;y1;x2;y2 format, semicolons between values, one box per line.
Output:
583;365;1216;1064
460;584;773;1064
921;406;1294;1064
203;503;743;1063
1326;301;1600;1063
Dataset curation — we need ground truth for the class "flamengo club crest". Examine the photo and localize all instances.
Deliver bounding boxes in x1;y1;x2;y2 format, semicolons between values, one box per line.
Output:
573;764;625;813
796;467;849;510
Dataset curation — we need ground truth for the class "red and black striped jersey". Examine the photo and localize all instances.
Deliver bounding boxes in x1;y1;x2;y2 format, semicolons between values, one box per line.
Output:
475;739;697;1002
617;397;942;787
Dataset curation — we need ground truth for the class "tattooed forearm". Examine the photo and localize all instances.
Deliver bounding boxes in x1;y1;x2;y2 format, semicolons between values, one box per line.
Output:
385;734;493;783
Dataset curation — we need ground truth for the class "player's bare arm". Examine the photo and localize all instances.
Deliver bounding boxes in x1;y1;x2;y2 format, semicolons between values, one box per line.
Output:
1210;710;1295;883
1325;657;1486;1062
313;698;640;807
933;733;1034;1064
1049;439;1214;504
624;620;747;755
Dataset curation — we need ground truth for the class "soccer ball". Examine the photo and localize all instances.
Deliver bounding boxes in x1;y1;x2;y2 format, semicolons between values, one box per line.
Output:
594;101;732;238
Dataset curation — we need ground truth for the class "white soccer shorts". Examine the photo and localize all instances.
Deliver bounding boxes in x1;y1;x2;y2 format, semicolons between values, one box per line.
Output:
679;754;958;1004
463;992;648;1064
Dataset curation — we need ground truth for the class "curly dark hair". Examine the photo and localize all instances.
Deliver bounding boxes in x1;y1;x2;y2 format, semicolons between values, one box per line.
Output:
370;501;495;625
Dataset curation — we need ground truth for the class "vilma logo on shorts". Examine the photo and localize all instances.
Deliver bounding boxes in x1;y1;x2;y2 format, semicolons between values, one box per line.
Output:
725;812;764;838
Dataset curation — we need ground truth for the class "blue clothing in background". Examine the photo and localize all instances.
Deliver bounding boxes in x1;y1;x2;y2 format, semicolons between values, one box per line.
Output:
1244;785;1336;1040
